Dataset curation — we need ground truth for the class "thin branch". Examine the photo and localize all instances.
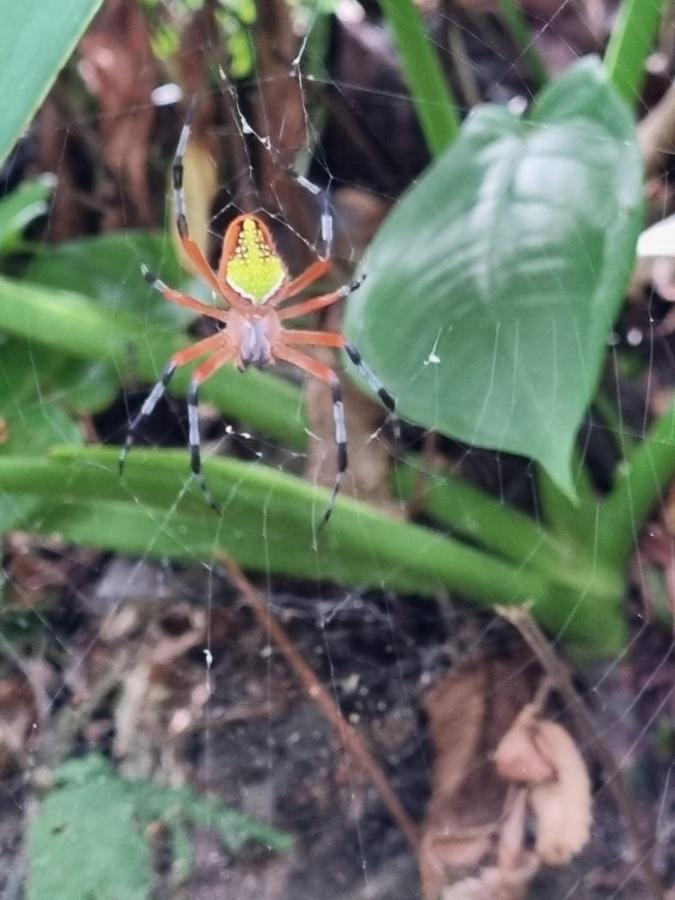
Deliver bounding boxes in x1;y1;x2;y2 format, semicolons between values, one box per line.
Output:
219;553;420;852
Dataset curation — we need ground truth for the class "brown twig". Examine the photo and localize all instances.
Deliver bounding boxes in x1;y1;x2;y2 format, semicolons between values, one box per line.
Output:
218;553;420;851
495;604;664;900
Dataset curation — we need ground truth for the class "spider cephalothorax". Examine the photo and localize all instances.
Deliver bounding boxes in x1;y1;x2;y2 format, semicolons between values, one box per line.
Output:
120;103;395;528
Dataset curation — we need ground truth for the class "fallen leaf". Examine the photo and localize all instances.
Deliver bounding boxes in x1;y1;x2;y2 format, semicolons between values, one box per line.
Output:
495;703;592;865
494;703;556;783
419;660;537;900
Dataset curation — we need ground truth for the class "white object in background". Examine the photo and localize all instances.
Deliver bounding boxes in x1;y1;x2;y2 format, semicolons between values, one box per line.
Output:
637;213;675;258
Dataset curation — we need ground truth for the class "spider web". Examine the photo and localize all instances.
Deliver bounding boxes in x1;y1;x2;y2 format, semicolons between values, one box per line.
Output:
2;2;675;898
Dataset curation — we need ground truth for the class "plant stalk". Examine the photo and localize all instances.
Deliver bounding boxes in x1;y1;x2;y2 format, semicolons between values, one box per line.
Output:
0;449;625;651
598;396;675;565
604;0;665;107
379;0;460;155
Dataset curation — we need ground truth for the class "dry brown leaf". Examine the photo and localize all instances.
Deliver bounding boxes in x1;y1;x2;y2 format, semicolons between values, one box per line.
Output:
494;703;557;783
495;704;592;866
419;661;537;900
440;854;538;900
78;0;155;229
496;789;528;871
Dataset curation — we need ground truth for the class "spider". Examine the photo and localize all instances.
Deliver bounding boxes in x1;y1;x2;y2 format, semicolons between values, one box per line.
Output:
119;102;395;528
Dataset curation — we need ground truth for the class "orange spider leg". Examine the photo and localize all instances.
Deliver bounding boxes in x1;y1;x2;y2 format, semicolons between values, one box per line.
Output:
274;344;346;530
274;344;336;383
119;331;228;473
187;345;237;511
141;266;229;324
277;288;348;322
281;330;346;348
172;332;228;367
271;259;332;305
178;234;223;292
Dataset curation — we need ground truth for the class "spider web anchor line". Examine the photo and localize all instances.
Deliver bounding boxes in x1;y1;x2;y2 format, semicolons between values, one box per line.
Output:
218;69;335;260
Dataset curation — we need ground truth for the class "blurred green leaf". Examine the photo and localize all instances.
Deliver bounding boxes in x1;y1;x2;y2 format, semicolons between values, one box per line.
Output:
0;177;54;253
28;755;151;900
0;1;104;167
0;335;84;531
25;232;189;326
604;0;665;106
27;753;290;900
0;273;306;447
344;58;643;496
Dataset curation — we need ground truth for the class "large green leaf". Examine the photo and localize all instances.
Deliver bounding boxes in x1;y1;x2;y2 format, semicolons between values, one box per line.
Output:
0;1;104;167
344;59;643;495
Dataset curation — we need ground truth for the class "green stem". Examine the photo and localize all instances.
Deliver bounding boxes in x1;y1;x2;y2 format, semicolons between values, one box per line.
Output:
379;0;460;156
396;459;560;568
604;0;665;107
497;0;548;89
598;396;675;564
536;446;596;543
396;460;622;602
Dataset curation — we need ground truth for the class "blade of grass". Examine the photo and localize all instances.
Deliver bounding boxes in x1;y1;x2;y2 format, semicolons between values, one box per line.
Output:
395;460;622;601
379;0;460;155
395;459;560;568
604;0;665;107
0;275;306;447
598;395;675;565
0;447;625;650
